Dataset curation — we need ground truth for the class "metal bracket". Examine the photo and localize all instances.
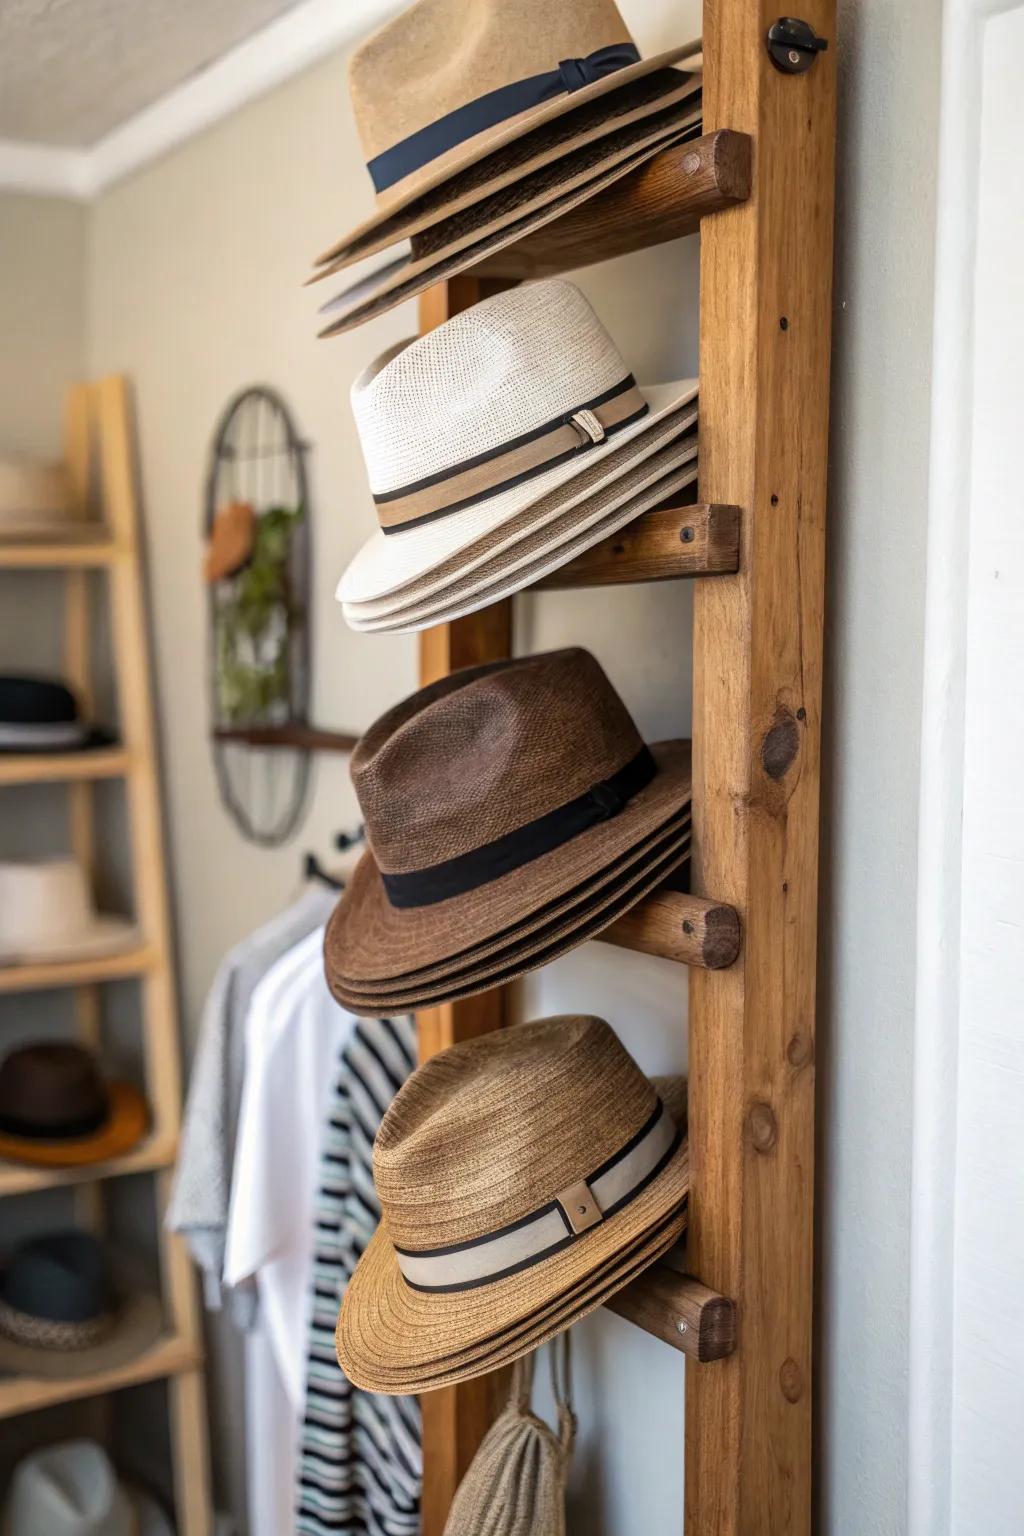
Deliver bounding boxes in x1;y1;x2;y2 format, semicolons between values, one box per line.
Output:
767;17;828;73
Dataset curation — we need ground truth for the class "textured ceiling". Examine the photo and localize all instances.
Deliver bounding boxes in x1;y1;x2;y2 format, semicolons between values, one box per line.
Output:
0;0;309;146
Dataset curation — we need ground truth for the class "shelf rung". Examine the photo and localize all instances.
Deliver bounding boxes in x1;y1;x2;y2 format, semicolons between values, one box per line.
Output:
0;538;124;568
0;1134;176;1197
0;1331;202;1419
474;130;752;280
533;503;740;590
606;1265;737;1362
0;747;131;787
0;946;158;994
599;890;740;969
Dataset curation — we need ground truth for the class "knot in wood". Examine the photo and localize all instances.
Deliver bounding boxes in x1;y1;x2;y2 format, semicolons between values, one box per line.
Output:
746;1100;778;1153
761;708;800;781
779;1357;804;1403
787;1032;814;1070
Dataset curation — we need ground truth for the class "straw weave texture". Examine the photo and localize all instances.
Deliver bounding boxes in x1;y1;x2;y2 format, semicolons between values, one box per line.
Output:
373;1016;657;1252
443;1339;574;1536
351;281;625;493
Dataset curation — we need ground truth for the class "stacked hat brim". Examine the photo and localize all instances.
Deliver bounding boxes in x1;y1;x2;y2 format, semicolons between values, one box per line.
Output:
325;739;691;1014
338;1083;688;1395
317;100;701;337
316;46;701;274
0;723;115;754
0;917;140;968
338;379;699;624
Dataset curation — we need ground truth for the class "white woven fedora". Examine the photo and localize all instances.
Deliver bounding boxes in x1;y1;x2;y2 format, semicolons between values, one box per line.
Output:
336;280;700;607
4;1440;171;1536
0;859;138;966
342;387;697;623
313;0;700;270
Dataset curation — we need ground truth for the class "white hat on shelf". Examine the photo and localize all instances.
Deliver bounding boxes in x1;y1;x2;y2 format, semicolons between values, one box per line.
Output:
0;859;138;966
4;1439;172;1536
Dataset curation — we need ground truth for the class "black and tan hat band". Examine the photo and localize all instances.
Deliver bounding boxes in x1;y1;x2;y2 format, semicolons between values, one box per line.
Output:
374;374;647;534
393;1097;681;1293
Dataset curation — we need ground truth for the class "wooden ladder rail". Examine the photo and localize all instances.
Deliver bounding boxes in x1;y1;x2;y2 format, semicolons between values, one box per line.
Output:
0;380;217;1532
414;0;835;1519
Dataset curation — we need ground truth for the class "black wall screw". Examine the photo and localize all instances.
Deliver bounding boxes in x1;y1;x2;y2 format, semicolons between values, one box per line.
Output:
767;17;828;73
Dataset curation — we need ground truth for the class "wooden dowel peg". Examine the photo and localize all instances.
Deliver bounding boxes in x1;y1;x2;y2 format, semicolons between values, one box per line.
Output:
606;1265;737;1362
599;891;741;970
533;503;740;590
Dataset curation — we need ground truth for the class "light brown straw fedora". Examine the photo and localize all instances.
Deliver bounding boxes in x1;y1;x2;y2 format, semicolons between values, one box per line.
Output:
322;648;692;991
314;0;700;268
336;1018;689;1393
334;281;700;610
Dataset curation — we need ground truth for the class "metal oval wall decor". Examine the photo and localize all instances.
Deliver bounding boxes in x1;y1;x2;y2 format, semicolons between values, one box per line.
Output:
202;386;355;847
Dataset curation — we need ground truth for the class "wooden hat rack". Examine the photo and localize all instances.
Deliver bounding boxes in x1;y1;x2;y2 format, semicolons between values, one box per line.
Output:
413;0;836;1532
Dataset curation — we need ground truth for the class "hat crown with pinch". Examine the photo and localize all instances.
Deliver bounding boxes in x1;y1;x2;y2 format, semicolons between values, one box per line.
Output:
351;280;631;500
373;1016;660;1252
351;647;645;877
349;0;636;172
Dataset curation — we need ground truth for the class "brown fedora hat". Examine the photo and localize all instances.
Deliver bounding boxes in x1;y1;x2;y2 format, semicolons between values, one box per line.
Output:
330;824;691;1016
336;1017;689;1394
315;0;700;267
0;1043;149;1168
323;648;692;989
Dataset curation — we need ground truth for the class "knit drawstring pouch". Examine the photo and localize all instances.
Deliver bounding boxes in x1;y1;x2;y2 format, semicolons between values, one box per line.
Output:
443;1334;576;1536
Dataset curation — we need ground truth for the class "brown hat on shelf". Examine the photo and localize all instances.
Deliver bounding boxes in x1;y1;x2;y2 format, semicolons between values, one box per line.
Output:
203;499;256;584
335;1016;689;1394
0;1042;149;1168
313;0;701;275
322;648;691;1009
0;1230;163;1379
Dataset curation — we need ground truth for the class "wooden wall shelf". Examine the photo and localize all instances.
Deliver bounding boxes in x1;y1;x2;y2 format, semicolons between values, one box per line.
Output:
533;502;741;590
600;889;742;970
213;722;358;752
0;1332;202;1421
0;1135;176;1198
0;946;158;994
605;1264;737;1362
0;748;130;786
474;130;752;280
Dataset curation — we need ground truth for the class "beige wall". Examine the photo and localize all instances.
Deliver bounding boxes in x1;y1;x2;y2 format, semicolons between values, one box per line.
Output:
0;0;940;1526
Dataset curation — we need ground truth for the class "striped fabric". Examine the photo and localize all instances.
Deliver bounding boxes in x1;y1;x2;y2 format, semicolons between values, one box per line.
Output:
297;1015;421;1536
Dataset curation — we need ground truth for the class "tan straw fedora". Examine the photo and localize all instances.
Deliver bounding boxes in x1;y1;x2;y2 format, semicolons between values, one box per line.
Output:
336;1017;689;1393
335;281;700;610
314;0;700;269
322;648;692;992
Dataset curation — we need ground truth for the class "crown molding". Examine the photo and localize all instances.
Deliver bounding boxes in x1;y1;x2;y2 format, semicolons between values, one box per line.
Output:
0;0;396;201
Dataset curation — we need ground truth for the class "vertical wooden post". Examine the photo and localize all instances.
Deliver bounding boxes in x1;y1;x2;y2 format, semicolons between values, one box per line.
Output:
415;276;514;1536
96;376;214;1536
686;2;835;1532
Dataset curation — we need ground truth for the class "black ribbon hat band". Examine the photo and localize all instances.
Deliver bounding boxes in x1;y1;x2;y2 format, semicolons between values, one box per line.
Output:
366;43;642;194
381;743;657;909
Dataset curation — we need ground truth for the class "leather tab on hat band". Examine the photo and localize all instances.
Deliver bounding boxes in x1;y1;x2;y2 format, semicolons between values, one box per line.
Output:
374;375;647;534
394;1099;680;1294
365;44;642;195
380;743;656;910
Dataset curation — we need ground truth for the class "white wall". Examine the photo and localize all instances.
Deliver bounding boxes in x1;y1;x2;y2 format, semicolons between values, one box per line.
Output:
67;0;945;1529
950;8;1024;1529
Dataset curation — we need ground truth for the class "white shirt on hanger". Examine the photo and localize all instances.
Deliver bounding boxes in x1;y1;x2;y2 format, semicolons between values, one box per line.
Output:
224;924;357;1536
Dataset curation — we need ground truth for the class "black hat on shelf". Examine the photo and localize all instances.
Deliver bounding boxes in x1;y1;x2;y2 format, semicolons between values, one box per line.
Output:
0;676;115;754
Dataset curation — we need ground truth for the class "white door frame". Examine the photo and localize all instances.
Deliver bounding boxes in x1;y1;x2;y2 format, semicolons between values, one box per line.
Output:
909;0;1024;1529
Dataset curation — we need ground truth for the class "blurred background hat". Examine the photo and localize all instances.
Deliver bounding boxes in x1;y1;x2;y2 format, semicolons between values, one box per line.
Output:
4;1439;172;1535
0;676;115;754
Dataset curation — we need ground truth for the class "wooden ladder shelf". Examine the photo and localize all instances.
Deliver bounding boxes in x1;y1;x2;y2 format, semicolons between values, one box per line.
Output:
414;0;835;1531
0;378;214;1534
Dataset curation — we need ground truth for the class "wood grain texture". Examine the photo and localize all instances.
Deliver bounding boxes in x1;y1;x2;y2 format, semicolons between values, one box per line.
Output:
416;276;515;1536
532;503;741;589
212;723;358;752
475;131;752;279
599;889;741;970
685;2;836;1532
605;1265;737;1362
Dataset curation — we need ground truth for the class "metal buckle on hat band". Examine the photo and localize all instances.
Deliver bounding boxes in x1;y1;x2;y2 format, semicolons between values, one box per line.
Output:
373;375;648;535
392;1099;681;1294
